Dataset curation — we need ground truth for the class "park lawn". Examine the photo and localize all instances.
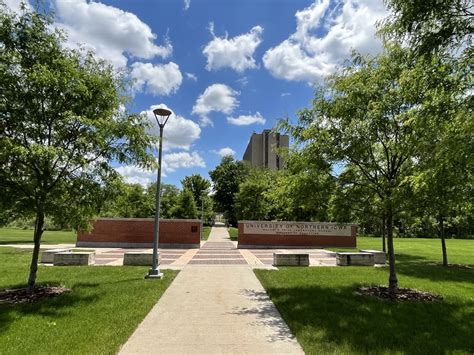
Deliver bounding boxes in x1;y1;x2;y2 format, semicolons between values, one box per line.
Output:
0;248;178;355
228;227;238;241
0;228;76;245
336;236;474;265
256;238;474;354
202;226;212;240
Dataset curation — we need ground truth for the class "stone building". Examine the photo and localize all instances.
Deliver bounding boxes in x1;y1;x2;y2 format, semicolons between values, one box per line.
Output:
242;129;289;170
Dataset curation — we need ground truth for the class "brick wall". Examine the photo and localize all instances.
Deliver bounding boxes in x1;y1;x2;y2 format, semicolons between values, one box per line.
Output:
76;218;201;248
237;223;356;248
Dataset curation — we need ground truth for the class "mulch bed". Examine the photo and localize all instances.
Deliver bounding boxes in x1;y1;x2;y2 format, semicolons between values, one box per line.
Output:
356;286;443;302
0;285;71;304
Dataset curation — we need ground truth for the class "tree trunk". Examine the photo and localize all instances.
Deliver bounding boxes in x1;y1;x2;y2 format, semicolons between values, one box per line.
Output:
386;203;398;296
27;209;45;294
439;216;448;266
382;213;386;253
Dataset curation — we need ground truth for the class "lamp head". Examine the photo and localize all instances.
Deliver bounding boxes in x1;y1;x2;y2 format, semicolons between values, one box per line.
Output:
152;107;172;126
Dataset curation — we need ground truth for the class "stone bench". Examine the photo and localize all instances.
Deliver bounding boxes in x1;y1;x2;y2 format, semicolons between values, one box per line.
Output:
41;248;72;263
360;249;386;264
336;252;374;266
273;253;309;266
53;252;95;266
123;252;160;266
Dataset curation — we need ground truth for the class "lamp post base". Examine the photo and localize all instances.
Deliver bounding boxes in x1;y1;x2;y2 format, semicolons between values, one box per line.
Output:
145;268;163;279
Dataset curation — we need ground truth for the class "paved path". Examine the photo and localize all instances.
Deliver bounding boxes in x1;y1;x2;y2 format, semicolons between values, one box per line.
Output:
119;224;304;354
3;226;336;267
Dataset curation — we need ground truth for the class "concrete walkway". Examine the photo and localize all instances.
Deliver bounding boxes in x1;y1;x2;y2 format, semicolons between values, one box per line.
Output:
119;224;304;354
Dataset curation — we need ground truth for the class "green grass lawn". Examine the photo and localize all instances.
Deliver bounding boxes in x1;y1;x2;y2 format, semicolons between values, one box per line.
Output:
228;227;238;241
202;226;212;240
337;236;474;265
256;238;474;354
0;228;76;245
0;248;178;355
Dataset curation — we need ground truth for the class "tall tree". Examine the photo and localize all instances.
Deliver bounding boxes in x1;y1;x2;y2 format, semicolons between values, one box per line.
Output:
209;156;249;226
181;174;211;209
171;189;198;219
153;183;181;219
0;7;155;292
282;44;445;295
235;168;274;221
267;149;334;222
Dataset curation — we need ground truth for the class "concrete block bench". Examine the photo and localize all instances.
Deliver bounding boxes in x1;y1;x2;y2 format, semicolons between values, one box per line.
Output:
41;248;72;263
360;250;386;264
53;252;95;266
123;252;160;266
273;253;309;266
336;252;374;266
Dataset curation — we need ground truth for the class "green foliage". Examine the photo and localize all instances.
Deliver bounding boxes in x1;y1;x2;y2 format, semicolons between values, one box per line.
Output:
267;150;334;221
235;168;274;221
0;7;155;290
383;0;473;56
181;174;211;207
209;156;249;225
158;183;181;219
0;7;155;228
171;189;198;219
181;173;214;222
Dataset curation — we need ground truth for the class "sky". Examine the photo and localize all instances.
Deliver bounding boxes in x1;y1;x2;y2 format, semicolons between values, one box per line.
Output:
5;0;388;188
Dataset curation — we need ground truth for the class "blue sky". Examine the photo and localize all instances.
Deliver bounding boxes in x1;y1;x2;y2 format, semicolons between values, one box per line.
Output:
6;0;388;187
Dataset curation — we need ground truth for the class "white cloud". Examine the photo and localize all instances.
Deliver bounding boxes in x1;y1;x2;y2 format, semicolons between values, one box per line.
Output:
236;76;249;87
281;92;291;97
192;84;239;126
116;151;205;183
213;147;236;157
227;112;266;126
203;24;263;73
263;0;387;83
131;62;183;96
185;72;197;81
163;151;205;174
54;0;172;68
183;0;190;10
115;165;155;187
142;104;201;151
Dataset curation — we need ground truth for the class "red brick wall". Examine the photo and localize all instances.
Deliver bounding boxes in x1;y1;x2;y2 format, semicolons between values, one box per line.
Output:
77;218;201;247
237;222;357;248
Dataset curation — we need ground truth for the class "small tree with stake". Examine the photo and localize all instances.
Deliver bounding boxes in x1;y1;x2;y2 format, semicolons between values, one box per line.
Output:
0;6;156;292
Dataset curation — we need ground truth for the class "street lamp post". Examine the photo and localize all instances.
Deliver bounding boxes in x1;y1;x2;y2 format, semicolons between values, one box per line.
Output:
146;107;172;279
200;194;204;240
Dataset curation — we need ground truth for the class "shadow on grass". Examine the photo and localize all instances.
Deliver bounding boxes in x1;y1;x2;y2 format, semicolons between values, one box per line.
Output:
0;281;103;334
395;254;474;284
0;241;36;245
263;283;474;353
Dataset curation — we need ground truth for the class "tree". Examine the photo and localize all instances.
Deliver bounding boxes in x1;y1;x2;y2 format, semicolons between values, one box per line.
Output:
155;183;180;219
181;174;211;212
209;156;249;226
171;189;198;219
235;168;274;221
383;0;473;56
101;181;150;218
267;149;334;222
282;44;445;295
0;7;155;292
408;108;473;266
